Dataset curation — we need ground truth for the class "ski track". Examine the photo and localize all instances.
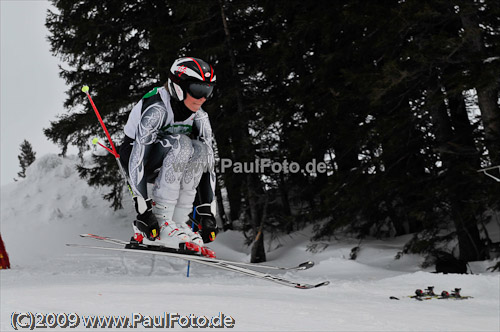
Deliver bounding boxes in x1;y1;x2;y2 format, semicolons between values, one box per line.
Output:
1;154;499;331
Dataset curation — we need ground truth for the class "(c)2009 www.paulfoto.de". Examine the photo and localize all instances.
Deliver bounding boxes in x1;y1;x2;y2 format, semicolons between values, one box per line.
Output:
11;312;236;329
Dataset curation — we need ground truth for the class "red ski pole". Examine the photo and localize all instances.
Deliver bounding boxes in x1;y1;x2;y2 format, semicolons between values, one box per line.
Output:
82;85;119;158
82;85;134;195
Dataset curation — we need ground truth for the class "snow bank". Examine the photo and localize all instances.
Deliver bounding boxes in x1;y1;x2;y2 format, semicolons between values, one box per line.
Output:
1;154;133;267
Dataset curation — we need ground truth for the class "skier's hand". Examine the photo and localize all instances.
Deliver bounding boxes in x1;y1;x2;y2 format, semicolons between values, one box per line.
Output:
189;204;218;243
133;197;160;240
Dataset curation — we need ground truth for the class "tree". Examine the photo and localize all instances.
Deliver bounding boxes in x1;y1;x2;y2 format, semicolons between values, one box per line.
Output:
459;1;500;166
17;140;36;179
45;0;500;264
44;0;226;208
323;0;493;261
45;0;274;261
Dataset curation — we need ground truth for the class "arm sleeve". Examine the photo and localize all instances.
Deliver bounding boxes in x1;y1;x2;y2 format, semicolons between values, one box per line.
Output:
128;104;166;199
193;110;216;204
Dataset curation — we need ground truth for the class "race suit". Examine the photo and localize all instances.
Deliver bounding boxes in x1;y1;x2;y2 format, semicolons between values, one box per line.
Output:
119;86;216;221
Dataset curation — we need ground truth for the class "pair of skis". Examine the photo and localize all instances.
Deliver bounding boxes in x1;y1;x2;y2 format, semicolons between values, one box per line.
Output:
390;286;473;301
67;234;330;289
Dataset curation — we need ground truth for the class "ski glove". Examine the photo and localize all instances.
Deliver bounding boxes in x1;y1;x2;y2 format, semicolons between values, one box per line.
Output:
189;203;218;243
133;197;160;241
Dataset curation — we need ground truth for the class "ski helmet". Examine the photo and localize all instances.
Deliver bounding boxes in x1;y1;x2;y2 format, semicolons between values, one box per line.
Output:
167;57;216;101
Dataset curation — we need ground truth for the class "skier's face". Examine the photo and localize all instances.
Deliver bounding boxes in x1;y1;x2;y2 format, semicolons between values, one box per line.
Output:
184;93;206;112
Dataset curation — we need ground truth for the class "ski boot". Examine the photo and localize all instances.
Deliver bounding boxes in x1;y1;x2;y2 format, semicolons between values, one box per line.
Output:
131;201;200;254
178;222;216;258
412;286;437;300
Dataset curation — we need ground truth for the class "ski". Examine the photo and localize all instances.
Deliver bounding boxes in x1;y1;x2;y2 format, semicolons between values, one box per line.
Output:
67;243;330;289
404;294;473;301
79;233;316;271
390;287;473;301
80;233;129;246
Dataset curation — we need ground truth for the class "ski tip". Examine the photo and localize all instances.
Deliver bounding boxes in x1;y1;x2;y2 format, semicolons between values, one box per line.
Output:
298;261;315;270
80;233;107;240
66;243;84;247
295;280;330;289
315;280;330;288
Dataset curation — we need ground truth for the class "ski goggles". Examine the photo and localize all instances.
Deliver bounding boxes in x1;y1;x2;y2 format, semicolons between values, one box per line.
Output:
186;82;215;99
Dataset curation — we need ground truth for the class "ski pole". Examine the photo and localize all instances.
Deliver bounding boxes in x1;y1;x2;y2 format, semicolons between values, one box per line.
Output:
186;207;197;277
81;85;134;196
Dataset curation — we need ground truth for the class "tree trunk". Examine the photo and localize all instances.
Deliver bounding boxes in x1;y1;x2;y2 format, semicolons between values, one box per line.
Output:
250;192;267;263
332;104;360;173
436;87;486;261
219;0;267;262
215;183;232;230
449;185;487;262
428;75;486;262
278;172;294;234
251;229;266;263
477;87;500;165
447;93;486;261
460;11;500;165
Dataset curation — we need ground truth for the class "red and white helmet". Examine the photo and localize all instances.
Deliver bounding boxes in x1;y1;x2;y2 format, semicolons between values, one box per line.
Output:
167;57;216;101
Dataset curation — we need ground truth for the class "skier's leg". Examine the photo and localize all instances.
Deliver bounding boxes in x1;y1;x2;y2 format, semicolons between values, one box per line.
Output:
171;140;213;253
151;134;194;205
148;134;194;248
172;140;208;222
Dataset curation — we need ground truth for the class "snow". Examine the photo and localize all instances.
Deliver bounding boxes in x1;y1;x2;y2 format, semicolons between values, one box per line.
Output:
1;154;499;331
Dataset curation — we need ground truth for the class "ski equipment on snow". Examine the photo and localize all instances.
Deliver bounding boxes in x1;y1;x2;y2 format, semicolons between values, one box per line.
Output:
68;234;327;289
79;234;315;271
390;286;473;301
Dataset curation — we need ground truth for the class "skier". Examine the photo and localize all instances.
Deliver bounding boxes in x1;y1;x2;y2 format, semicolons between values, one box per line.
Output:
119;57;218;257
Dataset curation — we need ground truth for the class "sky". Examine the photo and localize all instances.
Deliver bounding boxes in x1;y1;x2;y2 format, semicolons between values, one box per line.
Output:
1;0;69;185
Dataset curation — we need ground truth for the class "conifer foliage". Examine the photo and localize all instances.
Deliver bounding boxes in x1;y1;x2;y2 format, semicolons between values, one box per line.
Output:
17;140;36;179
45;0;500;263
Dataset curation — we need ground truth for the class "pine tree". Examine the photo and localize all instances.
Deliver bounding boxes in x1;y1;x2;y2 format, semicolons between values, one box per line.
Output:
17;140;36;179
44;0;499;263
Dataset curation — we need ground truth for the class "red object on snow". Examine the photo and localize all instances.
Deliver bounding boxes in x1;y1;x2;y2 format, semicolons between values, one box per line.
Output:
0;234;10;269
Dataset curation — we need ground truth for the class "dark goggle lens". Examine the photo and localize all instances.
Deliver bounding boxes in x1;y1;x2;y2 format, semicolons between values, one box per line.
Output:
187;82;214;99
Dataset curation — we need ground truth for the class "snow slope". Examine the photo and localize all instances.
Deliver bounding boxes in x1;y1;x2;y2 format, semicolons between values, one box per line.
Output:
1;154;499;331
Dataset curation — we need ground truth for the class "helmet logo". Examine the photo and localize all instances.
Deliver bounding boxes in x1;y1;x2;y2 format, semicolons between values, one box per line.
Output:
205;72;211;78
173;83;184;101
177;65;188;77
